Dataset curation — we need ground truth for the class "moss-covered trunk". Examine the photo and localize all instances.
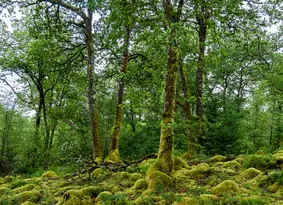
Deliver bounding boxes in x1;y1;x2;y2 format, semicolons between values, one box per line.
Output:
195;10;207;141
85;8;103;162
107;27;131;163
157;24;179;174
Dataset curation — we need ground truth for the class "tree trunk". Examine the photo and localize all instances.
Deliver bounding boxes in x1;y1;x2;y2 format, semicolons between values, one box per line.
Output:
85;8;103;162
195;11;207;141
270;97;275;146
106;27;131;163
157;24;179;174
179;60;195;153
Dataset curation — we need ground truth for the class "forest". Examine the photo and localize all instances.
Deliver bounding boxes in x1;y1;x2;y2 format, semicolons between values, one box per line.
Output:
1;0;283;204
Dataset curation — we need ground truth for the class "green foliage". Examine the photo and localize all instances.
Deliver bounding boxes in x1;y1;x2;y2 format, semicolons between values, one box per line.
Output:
270;171;283;185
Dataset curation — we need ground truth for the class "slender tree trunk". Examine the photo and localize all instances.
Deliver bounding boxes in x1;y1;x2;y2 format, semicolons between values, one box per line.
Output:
45;122;57;166
179;60;195;153
30;94;43;168
278;104;282;147
85;8;103;162
195;11;207;141
106;27;131;162
157;24;179;174
253;104;258;144
270;97;275;146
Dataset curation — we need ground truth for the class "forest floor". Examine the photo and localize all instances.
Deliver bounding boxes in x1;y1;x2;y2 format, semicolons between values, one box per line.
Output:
2;151;283;204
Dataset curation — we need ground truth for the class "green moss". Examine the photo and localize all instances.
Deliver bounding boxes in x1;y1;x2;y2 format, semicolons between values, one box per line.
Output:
178;163;210;179
131;179;147;190
92;168;104;180
235;155;245;164
130;173;143;181
173;156;190;171
172;197;197;205
54;186;81;197
210;167;236;176
20;202;36;205
0;186;11;195
41;171;58;180
209;155;227;163
211;180;239;196
59;186;102;205
147;171;173;190
13;190;41;204
105;149;121;163
0;177;5;185
13;184;36;193
95;157;103;164
238;168;261;181
117;171;130;179
95;191;112;203
23;178;41;185
200;194;219;203
134;195;164;205
221;160;241;170
67;186;101;198
101;183;120;193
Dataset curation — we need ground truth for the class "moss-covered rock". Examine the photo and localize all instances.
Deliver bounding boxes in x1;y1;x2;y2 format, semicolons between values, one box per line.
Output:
0;177;5;185
200;194;219;202
117;171;130;179
209;155;227;163
211;180;239;196
134;195;165;205
130;173;143;181
238;167;261;181
0;186;11;195
20;202;36;205
41;171;58;180
210;167;236;176
23;177;41;185
92;168;105;180
147;170;173;190
101;183;120;193
178;163;210;179
131;179;147;190
13;184;36;193
173;156;189;171
13;190;41;204
172;197;197;205
95;191;112;203
59;186;102;205
222;160;241;170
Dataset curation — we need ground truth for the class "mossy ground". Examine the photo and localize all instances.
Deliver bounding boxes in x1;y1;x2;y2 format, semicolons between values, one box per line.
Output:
2;151;283;204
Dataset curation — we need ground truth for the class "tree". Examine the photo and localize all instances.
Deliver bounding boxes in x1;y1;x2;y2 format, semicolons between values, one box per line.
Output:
105;0;135;163
36;0;103;162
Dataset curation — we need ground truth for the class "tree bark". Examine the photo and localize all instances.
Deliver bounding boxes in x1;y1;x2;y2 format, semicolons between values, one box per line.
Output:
158;25;179;174
195;9;208;141
179;61;195;153
106;27;131;162
85;8;103;162
42;0;103;162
